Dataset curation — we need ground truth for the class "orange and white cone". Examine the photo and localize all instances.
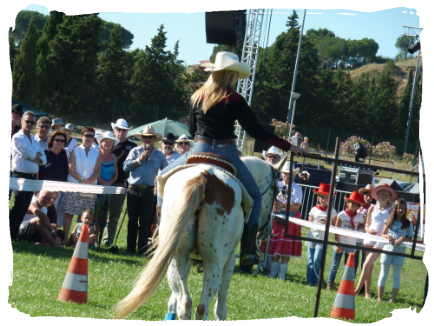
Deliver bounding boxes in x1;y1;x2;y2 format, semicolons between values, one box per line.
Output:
330;252;355;320
58;225;89;304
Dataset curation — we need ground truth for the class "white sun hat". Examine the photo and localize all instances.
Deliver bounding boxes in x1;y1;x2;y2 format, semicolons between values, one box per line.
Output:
175;134;194;148
96;131;120;147
200;52;250;79
262;146;283;159
111;118;133;130
281;161;300;175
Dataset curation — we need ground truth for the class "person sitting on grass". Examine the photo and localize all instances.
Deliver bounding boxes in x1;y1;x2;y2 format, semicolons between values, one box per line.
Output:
17;190;67;250
377;199;414;303
306;183;337;287
67;209;97;249
326;191;365;290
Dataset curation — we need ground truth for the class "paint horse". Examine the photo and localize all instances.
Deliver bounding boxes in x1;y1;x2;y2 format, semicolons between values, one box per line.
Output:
114;155;286;320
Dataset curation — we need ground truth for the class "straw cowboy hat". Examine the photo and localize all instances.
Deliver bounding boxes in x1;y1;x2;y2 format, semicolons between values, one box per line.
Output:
371;183;398;202
312;183;336;196
175;134;194;148
96;131;120;147
51;118;64;126
262;146;283;160
281;161;300;175
111;118;132;130
344;191;366;206
200;51;250;79
134;126;162;142
358;184;373;194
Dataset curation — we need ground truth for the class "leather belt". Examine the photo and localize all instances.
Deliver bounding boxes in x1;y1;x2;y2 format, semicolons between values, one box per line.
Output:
128;184;154;192
13;171;37;178
194;136;234;147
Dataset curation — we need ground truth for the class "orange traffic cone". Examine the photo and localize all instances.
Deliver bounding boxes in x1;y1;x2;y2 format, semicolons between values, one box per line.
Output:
58;225;89;304
330;252;355;320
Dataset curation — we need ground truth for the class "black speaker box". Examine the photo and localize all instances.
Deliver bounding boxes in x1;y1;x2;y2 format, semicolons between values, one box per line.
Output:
205;11;237;46
253;124;276;154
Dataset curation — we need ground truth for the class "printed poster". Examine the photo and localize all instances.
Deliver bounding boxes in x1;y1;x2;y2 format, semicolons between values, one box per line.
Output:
407;203;434;246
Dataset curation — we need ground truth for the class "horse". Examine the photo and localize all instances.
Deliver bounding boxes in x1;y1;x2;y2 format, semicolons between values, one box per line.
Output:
114;156;287;321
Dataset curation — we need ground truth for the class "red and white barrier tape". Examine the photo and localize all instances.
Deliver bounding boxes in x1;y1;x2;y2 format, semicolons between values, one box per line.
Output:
9;177;126;195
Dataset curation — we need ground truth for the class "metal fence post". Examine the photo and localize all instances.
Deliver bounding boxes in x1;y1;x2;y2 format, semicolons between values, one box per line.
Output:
369;135;375;164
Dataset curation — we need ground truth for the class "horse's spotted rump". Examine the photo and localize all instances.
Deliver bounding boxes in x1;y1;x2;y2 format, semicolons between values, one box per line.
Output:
202;172;235;215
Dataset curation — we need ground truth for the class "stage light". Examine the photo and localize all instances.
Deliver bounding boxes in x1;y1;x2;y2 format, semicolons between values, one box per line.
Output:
408;41;422;54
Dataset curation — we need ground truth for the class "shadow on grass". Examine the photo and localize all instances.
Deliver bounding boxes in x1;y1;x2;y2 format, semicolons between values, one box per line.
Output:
12;241;150;267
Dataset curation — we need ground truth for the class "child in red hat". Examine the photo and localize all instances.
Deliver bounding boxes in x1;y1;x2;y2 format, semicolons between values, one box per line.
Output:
326;191;365;290
306;183;338;286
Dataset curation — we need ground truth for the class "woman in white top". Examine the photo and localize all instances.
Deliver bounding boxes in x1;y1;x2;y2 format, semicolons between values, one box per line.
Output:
354;184;397;298
0;115;12;230
60;126;101;244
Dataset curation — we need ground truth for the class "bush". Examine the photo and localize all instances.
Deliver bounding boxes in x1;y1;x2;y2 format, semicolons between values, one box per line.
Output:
372;142;397;161
402;153;418;165
177;115;189;125
340;136;371;156
270;119;302;143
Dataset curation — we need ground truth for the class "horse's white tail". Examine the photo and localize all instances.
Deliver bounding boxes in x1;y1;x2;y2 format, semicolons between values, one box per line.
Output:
113;172;208;319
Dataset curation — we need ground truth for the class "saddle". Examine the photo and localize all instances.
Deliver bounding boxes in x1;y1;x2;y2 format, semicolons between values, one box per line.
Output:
185;153;237;176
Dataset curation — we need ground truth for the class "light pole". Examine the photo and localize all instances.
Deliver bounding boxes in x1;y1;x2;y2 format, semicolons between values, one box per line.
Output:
286;0;309;128
288;92;301;142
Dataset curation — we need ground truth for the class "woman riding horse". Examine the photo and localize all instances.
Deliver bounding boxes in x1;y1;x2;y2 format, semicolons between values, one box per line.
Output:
157;51;307;265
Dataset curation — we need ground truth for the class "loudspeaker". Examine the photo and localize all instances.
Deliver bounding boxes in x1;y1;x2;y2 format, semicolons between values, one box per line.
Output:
253;124;276;154
205;10;246;46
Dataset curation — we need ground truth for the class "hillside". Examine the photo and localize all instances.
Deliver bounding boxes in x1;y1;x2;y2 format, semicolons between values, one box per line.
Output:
348;56;422;98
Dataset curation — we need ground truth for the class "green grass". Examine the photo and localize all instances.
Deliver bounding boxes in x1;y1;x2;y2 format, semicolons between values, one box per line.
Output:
9;198;426;321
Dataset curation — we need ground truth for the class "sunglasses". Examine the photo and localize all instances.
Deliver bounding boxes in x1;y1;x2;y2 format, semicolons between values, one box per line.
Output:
39;125;50;130
54;138;65;143
178;142;189;145
115;128;128;133
24;120;35;125
163;141;174;145
83;134;95;138
267;155;279;159
142;136;154;139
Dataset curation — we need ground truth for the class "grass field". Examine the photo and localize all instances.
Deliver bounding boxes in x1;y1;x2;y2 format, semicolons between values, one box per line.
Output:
9;197;426;322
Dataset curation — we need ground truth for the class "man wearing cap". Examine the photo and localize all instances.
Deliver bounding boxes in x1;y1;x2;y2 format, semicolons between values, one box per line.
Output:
123;126;168;254
102;119;138;247
51;118;64;131
11;104;23;138
34;116;51;149
161;133;181;164
10;111;47;241
175;134;194;155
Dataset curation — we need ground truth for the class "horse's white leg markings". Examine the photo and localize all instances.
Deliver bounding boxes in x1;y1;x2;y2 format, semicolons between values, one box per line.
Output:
214;250;236;321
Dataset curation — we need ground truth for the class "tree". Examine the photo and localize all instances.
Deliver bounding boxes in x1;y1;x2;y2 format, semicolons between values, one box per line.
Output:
100;20;134;49
210;44;243;63
9;35;19;72
12;18;38;105
395;35;414;60
9;10;47;43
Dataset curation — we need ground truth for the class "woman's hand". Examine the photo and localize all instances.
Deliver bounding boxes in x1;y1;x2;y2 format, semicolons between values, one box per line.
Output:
387;235;395;245
395;237;403;246
290;145;308;158
308;216;314;222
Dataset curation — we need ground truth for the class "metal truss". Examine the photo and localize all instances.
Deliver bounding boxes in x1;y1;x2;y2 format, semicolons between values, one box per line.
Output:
401;25;434;40
234;9;266;155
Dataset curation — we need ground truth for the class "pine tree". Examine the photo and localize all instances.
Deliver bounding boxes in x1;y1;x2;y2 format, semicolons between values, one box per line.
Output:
0;37;19;86
12;17;38;105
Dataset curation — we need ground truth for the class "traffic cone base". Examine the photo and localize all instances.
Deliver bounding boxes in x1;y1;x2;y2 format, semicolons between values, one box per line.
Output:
330;253;356;320
58;225;89;304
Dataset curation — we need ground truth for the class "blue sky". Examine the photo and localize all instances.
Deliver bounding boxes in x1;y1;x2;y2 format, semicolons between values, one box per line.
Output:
22;5;420;66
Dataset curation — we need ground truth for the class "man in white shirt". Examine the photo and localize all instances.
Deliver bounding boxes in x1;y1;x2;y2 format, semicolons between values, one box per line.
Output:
290;132;299;146
34;116;51;150
10;111;47;241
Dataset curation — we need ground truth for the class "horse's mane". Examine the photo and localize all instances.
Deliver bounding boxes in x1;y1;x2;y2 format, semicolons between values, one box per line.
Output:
241;156;272;183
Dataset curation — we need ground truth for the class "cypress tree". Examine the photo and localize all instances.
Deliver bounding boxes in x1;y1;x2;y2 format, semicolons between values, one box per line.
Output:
12;17;38;105
9;35;19;72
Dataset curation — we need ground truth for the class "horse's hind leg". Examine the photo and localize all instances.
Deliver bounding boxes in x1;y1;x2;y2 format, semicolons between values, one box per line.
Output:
214;251;235;321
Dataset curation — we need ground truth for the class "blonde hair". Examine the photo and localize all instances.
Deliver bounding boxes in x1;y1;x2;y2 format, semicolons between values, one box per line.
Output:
190;70;239;113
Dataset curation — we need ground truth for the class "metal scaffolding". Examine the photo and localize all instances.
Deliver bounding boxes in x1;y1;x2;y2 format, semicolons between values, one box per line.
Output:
235;9;266;155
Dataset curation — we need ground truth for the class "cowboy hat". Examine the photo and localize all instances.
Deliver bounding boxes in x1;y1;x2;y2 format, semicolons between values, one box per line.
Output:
96;131;120;147
175;134;194;148
344;191;365;206
312;183;336;196
51;118;64;126
371;183;398;202
64;123;74;131
161;132;176;144
200;52;250;79
281;161;300;175
12;104;24;116
134;126;162;142
358;184;373;194
262;146;283;160
111;118;132;130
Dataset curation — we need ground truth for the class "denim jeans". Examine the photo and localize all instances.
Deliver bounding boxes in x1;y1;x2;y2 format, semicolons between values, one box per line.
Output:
0;190;12;229
157;140;261;230
306;245;324;286
327;249;351;283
